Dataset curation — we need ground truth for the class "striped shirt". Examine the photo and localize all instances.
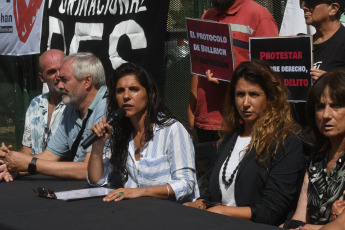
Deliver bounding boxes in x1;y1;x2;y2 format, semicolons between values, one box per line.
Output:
89;120;200;203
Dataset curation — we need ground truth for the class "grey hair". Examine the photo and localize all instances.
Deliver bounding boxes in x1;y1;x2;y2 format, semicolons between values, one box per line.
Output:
62;52;106;89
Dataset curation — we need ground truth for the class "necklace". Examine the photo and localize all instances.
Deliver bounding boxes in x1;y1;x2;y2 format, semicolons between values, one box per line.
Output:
222;136;246;187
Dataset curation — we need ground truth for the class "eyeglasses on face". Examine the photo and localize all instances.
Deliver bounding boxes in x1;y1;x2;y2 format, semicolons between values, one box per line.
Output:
33;186;57;199
300;0;333;9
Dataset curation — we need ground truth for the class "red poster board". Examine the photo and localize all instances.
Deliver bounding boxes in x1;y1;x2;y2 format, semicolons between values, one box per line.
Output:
186;18;234;82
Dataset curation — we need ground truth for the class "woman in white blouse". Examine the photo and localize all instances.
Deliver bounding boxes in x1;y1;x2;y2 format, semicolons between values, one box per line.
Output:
87;62;199;203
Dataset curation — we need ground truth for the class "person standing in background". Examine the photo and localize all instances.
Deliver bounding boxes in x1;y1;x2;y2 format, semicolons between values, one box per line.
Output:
301;0;345;81
188;0;278;143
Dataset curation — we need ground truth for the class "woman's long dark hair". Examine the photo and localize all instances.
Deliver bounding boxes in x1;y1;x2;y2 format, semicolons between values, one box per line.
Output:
107;62;180;182
306;71;345;152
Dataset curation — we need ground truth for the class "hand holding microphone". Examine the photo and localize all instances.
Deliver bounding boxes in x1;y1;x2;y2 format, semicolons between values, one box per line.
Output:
81;108;125;149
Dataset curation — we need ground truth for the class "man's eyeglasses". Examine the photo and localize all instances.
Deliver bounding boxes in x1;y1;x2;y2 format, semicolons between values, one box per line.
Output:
33;186;57;199
300;0;333;9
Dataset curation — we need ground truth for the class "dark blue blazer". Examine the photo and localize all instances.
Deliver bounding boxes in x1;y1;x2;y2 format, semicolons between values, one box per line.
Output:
206;132;304;226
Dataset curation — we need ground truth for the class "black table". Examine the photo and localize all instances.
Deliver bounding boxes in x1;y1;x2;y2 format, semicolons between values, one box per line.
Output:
0;175;280;230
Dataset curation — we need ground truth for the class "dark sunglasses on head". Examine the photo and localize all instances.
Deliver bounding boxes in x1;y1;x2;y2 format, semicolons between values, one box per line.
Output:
300;0;333;9
33;186;57;199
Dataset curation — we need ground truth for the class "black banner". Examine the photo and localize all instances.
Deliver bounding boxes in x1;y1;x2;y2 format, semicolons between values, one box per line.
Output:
44;0;169;89
250;36;313;101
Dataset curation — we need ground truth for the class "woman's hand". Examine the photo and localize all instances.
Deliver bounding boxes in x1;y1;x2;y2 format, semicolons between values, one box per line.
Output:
88;116;113;184
310;68;326;82
207;206;230;215
90;117;113;146
103;188;145;202
205;69;220;85
183;199;207;209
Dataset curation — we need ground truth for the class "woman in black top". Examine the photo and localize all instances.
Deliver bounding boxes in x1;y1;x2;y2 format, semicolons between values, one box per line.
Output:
184;60;304;226
291;71;345;229
300;0;345;81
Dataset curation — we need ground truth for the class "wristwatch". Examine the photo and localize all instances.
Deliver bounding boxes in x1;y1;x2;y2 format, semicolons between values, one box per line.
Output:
28;157;38;175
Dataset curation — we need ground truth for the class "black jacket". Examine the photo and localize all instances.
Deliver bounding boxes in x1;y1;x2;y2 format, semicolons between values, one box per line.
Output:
206;132;304;226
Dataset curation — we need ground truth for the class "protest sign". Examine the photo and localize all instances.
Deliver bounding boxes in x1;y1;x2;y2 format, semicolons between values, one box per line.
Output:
44;0;169;87
250;36;313;101
0;0;44;55
186;18;234;81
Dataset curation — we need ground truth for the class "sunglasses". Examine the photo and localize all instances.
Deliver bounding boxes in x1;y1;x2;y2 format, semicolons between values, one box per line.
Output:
300;0;333;9
33;186;57;199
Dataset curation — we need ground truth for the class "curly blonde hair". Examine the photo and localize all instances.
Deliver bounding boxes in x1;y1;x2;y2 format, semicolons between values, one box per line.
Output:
221;60;298;164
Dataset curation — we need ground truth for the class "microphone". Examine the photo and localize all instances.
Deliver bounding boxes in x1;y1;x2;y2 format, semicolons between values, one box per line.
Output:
81;108;126;149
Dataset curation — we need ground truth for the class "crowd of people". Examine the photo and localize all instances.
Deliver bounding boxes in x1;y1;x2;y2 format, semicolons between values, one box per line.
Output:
0;0;345;229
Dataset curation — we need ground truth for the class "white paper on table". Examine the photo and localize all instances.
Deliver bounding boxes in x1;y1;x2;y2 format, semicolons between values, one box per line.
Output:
55;187;114;201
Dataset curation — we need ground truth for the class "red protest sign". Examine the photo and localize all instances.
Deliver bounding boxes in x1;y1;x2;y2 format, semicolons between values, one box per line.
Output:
186;18;234;82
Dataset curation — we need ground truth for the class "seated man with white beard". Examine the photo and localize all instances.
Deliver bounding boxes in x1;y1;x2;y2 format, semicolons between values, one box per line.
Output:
0;52;107;180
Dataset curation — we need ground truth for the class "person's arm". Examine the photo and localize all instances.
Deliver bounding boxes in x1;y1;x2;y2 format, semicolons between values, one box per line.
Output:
18;146;34;155
164;122;198;201
186;195;252;219
248;134;305;225
298;200;345;230
302;224;326;230
207;206;252;220
205;70;229;88
291;171;309;222
184;199;206;208
290;172;326;230
103;184;174;202
320;211;345;230
187;75;198;131
35;150;90;180
5;149;90;180
331;192;345;221
87;117;111;184
21;98;43;155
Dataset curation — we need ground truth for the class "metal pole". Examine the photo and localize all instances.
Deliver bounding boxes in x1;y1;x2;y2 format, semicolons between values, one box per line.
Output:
273;0;283;30
194;0;204;18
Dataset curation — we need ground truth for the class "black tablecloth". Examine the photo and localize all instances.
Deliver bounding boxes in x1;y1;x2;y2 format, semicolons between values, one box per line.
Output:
0;175;280;230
